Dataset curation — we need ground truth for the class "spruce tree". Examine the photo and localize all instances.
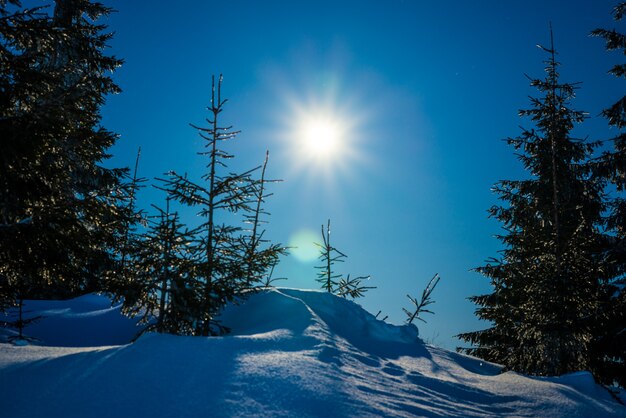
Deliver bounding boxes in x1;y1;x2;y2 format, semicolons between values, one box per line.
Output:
107;148;147;304
240;151;286;291
122;197;197;335
315;219;373;298
1;296;42;344
458;32;605;377
315;220;344;293
0;0;127;307
590;3;626;387
160;75;258;336
119;148;147;282
403;274;441;325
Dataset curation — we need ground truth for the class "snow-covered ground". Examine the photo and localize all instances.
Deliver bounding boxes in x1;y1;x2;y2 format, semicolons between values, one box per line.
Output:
0;288;624;417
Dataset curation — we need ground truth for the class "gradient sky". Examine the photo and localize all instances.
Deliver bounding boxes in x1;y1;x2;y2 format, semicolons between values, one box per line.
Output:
101;0;622;349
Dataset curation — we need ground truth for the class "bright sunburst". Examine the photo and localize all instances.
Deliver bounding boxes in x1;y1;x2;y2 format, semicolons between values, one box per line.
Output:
281;97;363;179
266;71;372;187
299;115;344;158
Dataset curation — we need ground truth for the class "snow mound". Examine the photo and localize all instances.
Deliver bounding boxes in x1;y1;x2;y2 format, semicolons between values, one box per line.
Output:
0;294;143;347
221;288;419;345
0;288;624;418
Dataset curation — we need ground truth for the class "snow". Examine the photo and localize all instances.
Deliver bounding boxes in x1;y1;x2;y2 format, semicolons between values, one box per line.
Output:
0;288;624;417
0;294;143;347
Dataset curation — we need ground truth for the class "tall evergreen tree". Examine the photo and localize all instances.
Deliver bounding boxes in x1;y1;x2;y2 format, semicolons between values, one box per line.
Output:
0;0;127;307
458;32;605;377
590;3;626;388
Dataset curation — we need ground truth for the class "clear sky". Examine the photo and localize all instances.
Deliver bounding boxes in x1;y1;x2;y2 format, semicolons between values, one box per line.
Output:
101;0;622;349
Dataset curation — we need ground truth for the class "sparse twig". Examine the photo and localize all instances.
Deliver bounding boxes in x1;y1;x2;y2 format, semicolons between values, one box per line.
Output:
403;273;441;325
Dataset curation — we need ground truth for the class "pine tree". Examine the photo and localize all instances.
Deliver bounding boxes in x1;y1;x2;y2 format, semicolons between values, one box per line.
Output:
403;274;441;325
107;148;147;304
590;3;626;387
240;151;286;291
315;219;373;298
1;296;42;344
458;31;605;377
119;148;147;281
160;75;258;336
336;274;375;299
0;1;127;308
122;197;197;335
315;220;344;293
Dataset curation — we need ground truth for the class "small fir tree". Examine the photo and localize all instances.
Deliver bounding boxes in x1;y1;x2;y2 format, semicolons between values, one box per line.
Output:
0;292;42;345
315;220;345;293
123;197;197;335
315;219;373;298
107;147;147;303
240;151;287;291
161;75;262;336
336;274;375;299
403;274;441;325
119;148;148;280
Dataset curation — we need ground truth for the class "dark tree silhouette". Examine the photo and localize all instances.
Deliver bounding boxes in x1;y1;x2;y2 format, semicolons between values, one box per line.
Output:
160;75;283;336
590;3;626;388
0;0;128;315
458;31;605;377
121;197;197;335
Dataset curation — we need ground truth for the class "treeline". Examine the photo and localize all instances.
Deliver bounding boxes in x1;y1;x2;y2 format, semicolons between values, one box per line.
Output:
0;1;285;338
458;11;626;389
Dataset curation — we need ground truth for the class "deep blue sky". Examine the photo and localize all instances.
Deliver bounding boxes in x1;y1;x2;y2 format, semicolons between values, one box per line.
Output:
101;0;621;349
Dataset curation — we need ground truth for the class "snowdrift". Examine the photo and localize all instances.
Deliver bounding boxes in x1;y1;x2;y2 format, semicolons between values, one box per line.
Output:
0;293;143;347
0;288;624;417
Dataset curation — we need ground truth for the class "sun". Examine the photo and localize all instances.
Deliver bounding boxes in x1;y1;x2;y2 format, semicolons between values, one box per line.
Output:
277;99;365;182
300;116;344;158
268;75;371;185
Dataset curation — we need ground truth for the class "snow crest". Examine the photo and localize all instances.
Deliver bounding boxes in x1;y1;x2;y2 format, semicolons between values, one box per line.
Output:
0;289;624;417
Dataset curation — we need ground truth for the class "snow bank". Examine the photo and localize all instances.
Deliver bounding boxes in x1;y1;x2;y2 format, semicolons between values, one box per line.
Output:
0;294;143;347
0;288;624;417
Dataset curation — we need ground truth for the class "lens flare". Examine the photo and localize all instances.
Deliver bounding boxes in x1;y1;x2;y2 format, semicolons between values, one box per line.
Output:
289;229;319;262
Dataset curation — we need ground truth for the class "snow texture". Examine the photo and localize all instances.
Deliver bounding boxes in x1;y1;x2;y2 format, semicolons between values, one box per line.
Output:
0;288;624;417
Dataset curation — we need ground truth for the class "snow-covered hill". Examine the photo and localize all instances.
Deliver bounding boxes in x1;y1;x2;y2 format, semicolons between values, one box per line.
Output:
0;289;624;417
